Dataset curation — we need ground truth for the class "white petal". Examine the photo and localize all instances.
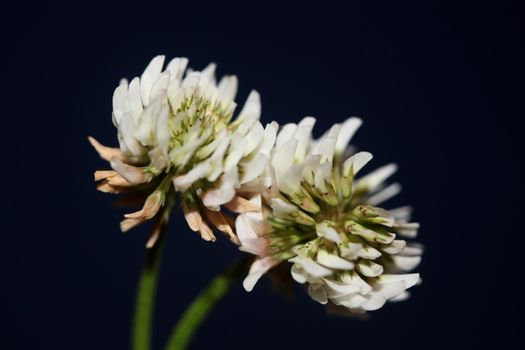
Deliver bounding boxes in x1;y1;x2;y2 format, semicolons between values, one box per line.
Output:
200;62;217;82
168;131;208;168
332;293;367;309
202;166;239;208
356;163;398;192
270;198;297;218
389;206;413;221
206;135;230;182
259;122;278;155
224;133;245;171
182;72;201;90
390;291;410;302
119;113;143;156
244;122;264;156
279;164;303;194
314;137;337;163
236;214;268;256
323;278;360;296
357;260;384;277
293;117;316;161
217;75;238;103
243;256;279;292
308;284;328;304
342;151;373;177
173;162;210;191
339;242;363;259
316;223;342;243
148;148;168;172
357;245;382;259
401;242;424;256
372;280;407;300
379;273;420;289
301;154;321;185
167;86;185;112
133;97;163;147
335;117;362;155
325;123;343;140
166;57;188;82
127;78;143;123
149;71;171;101
237;90;261;121
240;153;268;184
272;138;298;182
156;102;170;151
392;256;421;271
362;295;386;311
140;55;165;106
393;222;420;238
112;80;128;124
340;272;373;294
367;183;402;206
234;116;257;136
289;255;332;278
314;161;332;192
275;123;297;150
381;240;406;254
317;250;354;270
291;264;308;284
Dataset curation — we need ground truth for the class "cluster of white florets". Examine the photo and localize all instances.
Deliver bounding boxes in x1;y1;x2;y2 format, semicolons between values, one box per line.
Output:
92;56;422;312
236;117;422;312
91;56;276;244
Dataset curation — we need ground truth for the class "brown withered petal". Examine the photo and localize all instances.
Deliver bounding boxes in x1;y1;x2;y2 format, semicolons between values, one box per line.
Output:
96;180;122;193
182;201;204;232
94;170;136;187
198;220;217;242
224;196;260;213
182;207;218;241
124;191;163;220
94;170;118;181
146;217;166;248
204;208;239;244
88;136;124;162
110;157;151;184
120;217;144;232
223;212;236;229
107;174;134;187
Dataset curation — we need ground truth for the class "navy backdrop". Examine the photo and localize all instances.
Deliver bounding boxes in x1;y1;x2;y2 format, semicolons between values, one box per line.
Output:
7;1;524;349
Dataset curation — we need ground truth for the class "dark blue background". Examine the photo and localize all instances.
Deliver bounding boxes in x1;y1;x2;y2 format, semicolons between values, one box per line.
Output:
7;1;524;349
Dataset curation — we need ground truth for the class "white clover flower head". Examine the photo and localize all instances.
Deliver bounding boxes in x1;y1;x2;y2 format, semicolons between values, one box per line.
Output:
237;117;422;313
90;56;277;245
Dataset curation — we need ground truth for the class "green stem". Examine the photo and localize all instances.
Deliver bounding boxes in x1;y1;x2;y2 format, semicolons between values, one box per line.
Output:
164;257;249;350
132;232;166;350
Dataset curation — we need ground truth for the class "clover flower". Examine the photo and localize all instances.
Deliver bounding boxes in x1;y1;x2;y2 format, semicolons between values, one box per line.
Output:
237;117;422;312
90;56;277;245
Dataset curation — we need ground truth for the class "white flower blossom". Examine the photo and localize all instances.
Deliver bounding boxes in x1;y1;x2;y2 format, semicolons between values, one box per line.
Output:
237;117;422;313
90;56;277;245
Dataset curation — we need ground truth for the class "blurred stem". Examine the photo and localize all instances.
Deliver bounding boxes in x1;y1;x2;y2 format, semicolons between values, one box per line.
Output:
164;257;249;350
131;229;166;350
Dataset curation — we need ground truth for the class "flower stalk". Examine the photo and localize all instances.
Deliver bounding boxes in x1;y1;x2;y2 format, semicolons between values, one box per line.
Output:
132;192;174;350
164;257;249;350
132;232;165;350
